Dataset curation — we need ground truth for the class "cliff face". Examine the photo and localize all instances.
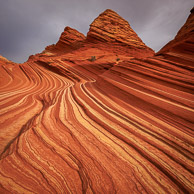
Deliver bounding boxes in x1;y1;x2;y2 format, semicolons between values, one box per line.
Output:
0;9;194;194
157;7;194;60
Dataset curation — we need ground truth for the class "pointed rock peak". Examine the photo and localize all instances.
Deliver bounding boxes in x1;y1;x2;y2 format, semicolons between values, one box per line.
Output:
99;9;122;17
56;26;85;49
62;26;84;37
86;9;153;52
45;26;86;53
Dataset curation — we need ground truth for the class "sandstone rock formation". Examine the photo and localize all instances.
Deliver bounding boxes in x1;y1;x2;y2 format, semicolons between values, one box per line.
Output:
157;7;194;58
0;9;194;193
45;26;86;52
86;9;154;57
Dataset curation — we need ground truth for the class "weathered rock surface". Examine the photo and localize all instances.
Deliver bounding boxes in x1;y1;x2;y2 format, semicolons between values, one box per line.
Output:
158;7;194;57
45;26;85;52
86;9;154;57
0;9;194;194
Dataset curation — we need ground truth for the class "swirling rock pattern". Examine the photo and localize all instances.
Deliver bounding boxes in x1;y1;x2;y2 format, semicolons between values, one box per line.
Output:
0;9;194;194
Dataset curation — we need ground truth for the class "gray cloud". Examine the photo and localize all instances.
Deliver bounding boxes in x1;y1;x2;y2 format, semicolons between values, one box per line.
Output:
0;0;193;63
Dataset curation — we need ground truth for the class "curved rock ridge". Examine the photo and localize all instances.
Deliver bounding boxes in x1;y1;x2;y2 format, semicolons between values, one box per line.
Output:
158;7;194;57
86;9;154;57
0;8;194;194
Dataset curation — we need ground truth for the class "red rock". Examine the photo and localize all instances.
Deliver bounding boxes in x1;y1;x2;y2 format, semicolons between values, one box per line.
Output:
56;27;85;49
0;55;10;62
45;26;85;52
0;8;194;194
86;9;154;57
157;7;194;56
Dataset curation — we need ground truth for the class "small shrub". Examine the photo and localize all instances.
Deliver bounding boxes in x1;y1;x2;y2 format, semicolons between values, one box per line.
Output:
88;56;96;62
116;58;120;61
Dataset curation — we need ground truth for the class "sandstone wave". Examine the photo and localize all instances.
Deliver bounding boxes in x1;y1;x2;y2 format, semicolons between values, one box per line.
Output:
0;8;193;193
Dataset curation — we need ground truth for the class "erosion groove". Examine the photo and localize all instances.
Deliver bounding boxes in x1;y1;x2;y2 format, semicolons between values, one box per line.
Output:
0;8;194;194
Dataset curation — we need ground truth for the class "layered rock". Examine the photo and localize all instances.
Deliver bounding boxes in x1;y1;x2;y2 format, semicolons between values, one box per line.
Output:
86;9;154;57
56;27;85;49
45;26;85;52
158;7;194;57
38;9;154;59
0;8;194;194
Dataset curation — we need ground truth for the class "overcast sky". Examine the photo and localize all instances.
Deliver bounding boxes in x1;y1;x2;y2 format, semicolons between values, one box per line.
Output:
0;0;193;63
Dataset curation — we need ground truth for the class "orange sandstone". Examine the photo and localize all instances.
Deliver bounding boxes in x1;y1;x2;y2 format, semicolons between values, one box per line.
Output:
0;8;194;194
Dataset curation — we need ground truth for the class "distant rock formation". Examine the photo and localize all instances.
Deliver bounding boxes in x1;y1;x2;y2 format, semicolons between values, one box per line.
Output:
43;9;154;58
45;26;85;52
87;9;144;46
86;9;154;57
158;7;194;56
0;8;194;194
56;27;85;49
0;55;10;62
